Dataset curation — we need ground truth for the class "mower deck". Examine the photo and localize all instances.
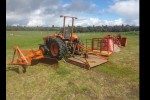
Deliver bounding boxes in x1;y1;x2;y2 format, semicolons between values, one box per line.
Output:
66;54;108;69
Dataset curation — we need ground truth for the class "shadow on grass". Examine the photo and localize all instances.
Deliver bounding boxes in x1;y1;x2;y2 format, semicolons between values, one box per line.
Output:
6;58;59;74
7;66;21;74
37;58;59;69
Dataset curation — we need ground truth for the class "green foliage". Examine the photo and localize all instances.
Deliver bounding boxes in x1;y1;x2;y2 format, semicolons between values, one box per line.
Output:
94;63;138;80
6;25;139;32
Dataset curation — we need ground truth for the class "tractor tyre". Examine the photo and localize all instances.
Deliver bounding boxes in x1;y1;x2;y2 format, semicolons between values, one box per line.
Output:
48;38;67;60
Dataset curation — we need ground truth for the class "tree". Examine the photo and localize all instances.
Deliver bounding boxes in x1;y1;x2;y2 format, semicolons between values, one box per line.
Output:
124;25;131;32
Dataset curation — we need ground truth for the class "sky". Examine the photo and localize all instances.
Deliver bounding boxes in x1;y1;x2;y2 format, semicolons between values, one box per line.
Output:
6;0;139;27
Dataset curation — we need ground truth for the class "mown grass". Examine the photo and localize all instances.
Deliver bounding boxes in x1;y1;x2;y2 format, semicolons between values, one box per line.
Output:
6;31;139;100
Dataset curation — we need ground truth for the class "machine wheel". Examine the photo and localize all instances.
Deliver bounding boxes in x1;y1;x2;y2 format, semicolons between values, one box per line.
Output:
121;38;128;47
39;45;48;55
48;38;67;60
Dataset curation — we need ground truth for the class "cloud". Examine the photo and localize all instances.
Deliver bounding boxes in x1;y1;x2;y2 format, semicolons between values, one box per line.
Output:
26;8;61;26
6;0;138;26
6;0;60;26
63;0;95;13
6;0;96;26
108;0;139;25
74;17;124;26
6;0;59;13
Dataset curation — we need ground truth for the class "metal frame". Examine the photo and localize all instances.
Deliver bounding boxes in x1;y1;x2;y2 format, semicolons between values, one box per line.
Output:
60;15;77;42
86;38;114;56
8;46;45;66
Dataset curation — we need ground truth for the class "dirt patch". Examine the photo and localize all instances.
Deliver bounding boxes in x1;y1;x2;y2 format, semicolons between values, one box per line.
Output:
126;85;139;98
104;96;124;100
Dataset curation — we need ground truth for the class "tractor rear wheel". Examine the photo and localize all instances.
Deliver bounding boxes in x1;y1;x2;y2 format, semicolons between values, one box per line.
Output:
48;38;67;60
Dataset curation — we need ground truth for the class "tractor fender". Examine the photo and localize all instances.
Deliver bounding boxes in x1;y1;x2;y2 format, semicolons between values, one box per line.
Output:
56;36;65;40
71;34;78;41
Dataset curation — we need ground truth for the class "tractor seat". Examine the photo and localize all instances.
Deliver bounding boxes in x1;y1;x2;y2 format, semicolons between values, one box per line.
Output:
64;31;71;40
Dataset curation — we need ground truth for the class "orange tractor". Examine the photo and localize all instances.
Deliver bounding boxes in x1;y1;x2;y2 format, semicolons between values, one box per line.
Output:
39;15;84;60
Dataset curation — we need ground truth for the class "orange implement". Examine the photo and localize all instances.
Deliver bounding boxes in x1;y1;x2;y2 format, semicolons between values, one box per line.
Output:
65;43;108;69
7;46;57;66
7;46;44;66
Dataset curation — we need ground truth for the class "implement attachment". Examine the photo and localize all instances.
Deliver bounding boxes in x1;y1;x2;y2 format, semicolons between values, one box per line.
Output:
7;46;58;73
8;46;45;66
66;54;107;69
65;43;108;69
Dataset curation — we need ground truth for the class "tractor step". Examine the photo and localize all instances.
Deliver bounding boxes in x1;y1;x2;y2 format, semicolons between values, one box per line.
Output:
65;54;108;69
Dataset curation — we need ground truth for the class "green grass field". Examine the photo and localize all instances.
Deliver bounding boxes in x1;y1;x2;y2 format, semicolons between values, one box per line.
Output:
6;31;139;100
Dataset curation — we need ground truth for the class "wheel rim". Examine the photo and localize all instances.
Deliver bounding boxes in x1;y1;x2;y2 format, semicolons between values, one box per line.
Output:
50;43;59;56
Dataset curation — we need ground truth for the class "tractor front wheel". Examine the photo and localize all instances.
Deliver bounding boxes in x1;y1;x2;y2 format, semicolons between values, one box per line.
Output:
48;38;67;60
39;45;48;55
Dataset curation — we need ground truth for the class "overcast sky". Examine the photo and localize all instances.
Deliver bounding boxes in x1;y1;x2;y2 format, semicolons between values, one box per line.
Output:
6;0;139;27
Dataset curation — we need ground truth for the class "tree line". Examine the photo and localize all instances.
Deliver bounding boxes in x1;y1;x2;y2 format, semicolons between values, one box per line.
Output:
6;24;139;32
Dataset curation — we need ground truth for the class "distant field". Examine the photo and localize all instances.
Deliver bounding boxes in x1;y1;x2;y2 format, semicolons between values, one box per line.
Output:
6;31;139;100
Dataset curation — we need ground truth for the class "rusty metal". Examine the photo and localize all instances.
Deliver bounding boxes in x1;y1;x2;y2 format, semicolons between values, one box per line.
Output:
86;39;92;49
71;17;74;39
103;34;128;48
99;38;114;56
60;15;77;42
66;54;108;69
63;42;108;69
63;16;65;36
121;37;128;47
86;38;113;56
66;35;127;69
77;43;108;60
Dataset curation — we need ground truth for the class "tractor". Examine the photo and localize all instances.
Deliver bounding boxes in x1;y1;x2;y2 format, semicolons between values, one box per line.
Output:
39;15;83;60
